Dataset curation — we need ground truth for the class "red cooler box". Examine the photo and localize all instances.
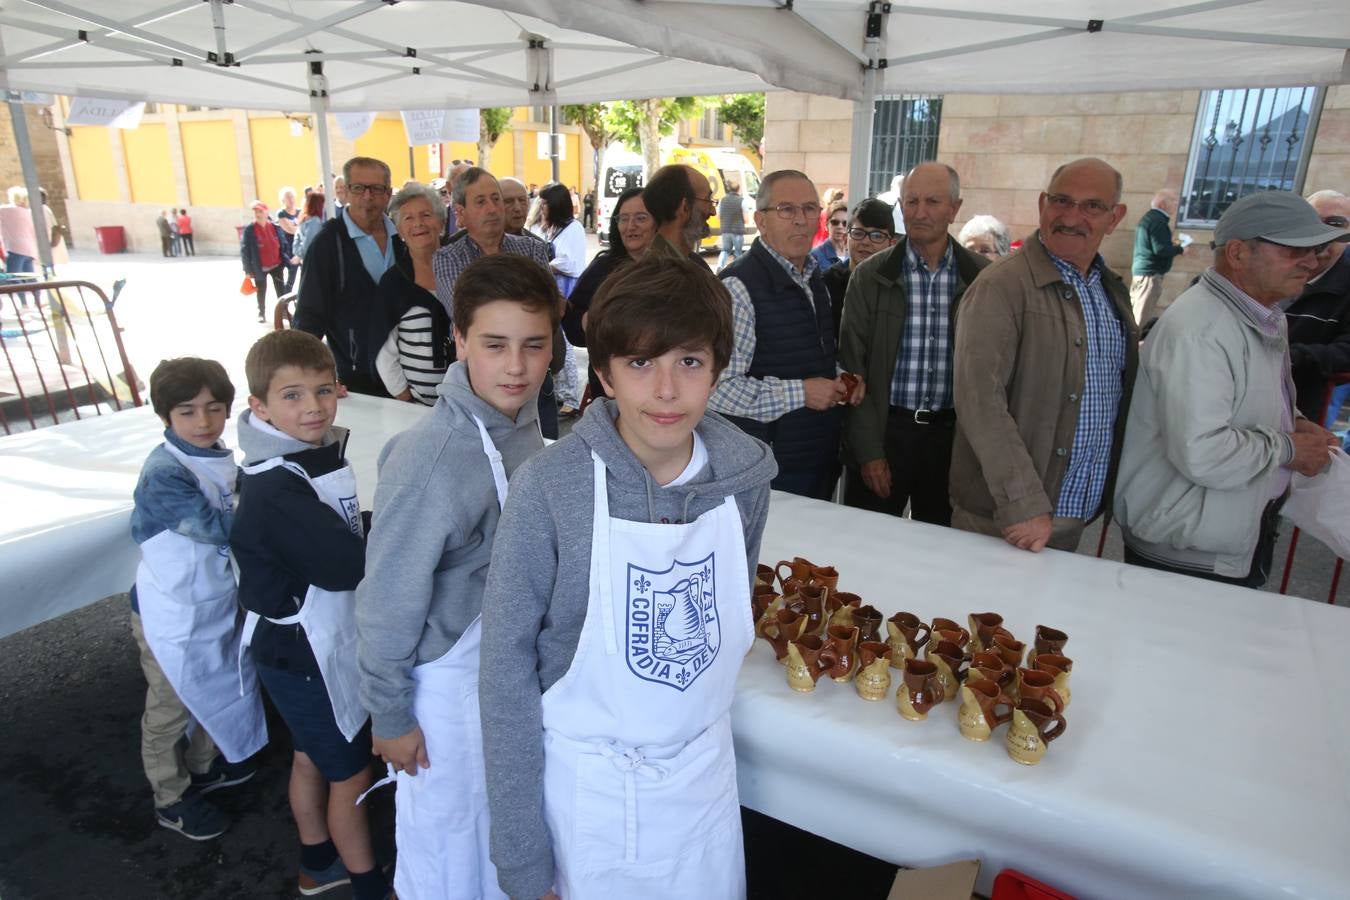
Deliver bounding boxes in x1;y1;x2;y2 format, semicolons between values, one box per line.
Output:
93;226;126;254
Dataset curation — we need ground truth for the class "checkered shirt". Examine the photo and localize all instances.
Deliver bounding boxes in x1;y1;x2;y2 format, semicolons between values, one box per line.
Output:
890;240;958;411
431;232;550;317
1046;244;1127;519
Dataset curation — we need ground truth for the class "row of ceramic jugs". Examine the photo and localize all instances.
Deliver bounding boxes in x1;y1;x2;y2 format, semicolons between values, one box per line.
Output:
755;558;1072;766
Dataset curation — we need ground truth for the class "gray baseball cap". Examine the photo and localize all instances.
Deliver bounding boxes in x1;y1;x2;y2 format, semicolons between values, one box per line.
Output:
1214;190;1350;247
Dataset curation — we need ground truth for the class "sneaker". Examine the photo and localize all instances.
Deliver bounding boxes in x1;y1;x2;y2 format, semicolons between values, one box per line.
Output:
155;791;229;841
190;755;258;794
257;314;266;323
298;857;351;896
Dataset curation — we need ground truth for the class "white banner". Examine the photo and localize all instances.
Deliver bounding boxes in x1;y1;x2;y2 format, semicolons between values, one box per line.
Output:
401;108;478;146
65;96;145;129
335;111;375;141
19;91;54;105
537;131;565;161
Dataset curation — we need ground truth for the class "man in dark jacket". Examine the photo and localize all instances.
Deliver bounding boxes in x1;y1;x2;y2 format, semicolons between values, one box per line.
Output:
1286;189;1350;427
1129;188;1186;325
292;156;408;397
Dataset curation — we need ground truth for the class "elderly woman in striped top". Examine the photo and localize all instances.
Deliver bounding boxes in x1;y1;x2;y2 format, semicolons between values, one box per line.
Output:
375;184;453;405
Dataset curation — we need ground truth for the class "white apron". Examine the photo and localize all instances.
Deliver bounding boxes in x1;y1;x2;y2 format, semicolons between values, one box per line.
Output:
540;451;753;900
137;443;267;762
390;415;509;900
239;456;368;743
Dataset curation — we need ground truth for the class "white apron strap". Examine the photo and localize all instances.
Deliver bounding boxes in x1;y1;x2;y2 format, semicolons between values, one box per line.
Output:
589;452;619;656
597;741;669;864
470;414;509;512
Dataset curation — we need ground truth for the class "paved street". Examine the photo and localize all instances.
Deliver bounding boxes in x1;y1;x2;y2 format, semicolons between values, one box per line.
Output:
0;248;1344;899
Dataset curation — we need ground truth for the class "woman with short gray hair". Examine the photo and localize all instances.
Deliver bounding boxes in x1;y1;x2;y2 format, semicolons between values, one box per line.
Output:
374;184;452;404
958;214;1012;260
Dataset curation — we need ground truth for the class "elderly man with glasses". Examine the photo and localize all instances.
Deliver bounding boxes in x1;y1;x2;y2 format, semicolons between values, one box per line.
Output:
293;155;409;397
1115;191;1346;587
838;162;989;526
710;169;863;499
951;157;1139;553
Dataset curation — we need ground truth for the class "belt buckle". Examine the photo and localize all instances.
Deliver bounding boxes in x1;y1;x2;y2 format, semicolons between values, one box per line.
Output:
913;408;932;425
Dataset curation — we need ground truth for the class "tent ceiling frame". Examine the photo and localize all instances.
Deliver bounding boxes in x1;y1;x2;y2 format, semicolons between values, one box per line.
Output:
553;54;666;90
19;0;206;59
1;0;195;65
232;0;388;61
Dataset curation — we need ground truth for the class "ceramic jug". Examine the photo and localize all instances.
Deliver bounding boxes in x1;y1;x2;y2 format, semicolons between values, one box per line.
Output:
775;556;815;590
785;634;836;693
854;641;893;701
1013;667;1065;712
1005;698;1067;766
926;639;968;698
1031;654;1073;708
1026;625;1068;668
971;650;1014;689
967;612;1004;653
809;564;839;591
885;612;931;667
755;563;776;589
799;582;828;636
826;591;862;628
852;605;883;644
765;608;808;662
897;658;946;721
752;583;778;622
990;633;1026;668
823;624;859;682
958;677;1014;742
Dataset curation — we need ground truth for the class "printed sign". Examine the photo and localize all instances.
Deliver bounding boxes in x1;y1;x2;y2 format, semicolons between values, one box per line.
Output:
626;553;720;691
401;108;478;146
335;112;375;141
537;131;565;161
65;96;145;129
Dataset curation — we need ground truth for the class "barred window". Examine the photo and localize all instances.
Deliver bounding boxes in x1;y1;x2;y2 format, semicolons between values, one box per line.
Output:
868;95;942;197
1180;86;1325;227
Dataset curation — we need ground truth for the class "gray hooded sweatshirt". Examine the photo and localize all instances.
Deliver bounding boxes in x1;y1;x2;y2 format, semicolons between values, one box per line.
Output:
356;361;544;740
478;398;777;899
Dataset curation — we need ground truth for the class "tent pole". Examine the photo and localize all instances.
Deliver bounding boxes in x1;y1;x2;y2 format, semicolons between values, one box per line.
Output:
549;103;560;183
847;2;887;208
6;93;56;274
308;61;336;218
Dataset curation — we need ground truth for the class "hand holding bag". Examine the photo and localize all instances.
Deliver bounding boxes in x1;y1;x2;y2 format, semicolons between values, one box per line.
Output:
240;275;256;296
1281;448;1350;559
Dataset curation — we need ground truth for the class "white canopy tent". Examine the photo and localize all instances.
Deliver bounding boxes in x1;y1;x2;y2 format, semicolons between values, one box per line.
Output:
0;0;1346;263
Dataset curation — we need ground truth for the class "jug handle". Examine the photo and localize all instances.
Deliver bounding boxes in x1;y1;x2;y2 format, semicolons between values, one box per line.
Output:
1044;687;1066;714
991;695;1014;727
1040;711;1067;743
913;622;931;650
774;560;794;586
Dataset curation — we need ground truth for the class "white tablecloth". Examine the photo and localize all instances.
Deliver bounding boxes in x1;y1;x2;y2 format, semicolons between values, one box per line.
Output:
734;491;1350;899
0;395;428;639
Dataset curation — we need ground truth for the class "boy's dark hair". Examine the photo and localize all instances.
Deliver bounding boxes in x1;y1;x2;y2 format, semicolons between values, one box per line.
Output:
149;357;234;421
452;255;561;336
586;255;734;377
244;330;335;398
642;164;696;228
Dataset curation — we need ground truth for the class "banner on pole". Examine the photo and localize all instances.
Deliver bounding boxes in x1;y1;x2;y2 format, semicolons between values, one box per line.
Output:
65;96;145;129
336;112;375;141
537;132;565;161
401;109;478;146
19;92;54;106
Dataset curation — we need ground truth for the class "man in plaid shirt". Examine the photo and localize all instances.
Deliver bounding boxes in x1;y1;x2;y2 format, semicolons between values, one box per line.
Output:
838;162;989;525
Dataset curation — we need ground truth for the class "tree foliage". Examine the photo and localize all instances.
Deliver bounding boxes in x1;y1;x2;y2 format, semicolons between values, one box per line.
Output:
718;93;765;157
477;107;513;166
604;97;702;173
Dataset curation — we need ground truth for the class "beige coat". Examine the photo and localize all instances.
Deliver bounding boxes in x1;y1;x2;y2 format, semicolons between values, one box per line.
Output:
949;231;1139;528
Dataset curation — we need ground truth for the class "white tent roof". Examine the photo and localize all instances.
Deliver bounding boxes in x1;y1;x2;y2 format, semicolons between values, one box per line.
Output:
2;1;1342;113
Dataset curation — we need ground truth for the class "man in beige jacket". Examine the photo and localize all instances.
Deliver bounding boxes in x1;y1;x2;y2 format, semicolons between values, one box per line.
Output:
950;158;1139;552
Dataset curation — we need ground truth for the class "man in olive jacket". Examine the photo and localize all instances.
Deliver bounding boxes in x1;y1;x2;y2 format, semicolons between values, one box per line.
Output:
839;162;988;525
950;158;1139;553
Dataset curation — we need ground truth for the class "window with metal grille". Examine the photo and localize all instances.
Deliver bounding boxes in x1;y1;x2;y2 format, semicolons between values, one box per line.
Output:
868;94;943;197
698;107;722;142
1180;86;1325;227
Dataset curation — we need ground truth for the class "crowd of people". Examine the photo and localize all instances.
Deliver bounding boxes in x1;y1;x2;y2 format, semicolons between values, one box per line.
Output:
129;149;1347;900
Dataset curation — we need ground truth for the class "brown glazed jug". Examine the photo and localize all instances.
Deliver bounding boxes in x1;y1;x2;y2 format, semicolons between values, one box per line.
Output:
775;557;815;590
755;563;776;589
852;605;883;644
897;658;946;721
1026;625;1069;667
752;583;779;622
925;639;968;698
798;583;828;636
854;641;893;701
785;634;836;692
967;612;1004;653
990;633;1026;668
885;612;931;667
1013;667;1065;712
809;564;840;591
823;624;860;682
971;650;1014;689
1032;654;1074;708
958;677;1014;742
826;591;862;627
765;608;808;663
1005;698;1067;765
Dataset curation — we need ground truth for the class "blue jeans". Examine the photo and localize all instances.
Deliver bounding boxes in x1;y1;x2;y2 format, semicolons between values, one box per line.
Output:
1325;381;1350;447
5;252;36;306
718;233;744;270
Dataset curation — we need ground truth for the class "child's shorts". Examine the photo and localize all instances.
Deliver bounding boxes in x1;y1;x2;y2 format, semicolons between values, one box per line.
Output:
256;661;372;782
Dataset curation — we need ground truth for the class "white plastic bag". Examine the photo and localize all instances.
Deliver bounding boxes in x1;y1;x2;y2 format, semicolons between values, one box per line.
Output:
1282;448;1350;559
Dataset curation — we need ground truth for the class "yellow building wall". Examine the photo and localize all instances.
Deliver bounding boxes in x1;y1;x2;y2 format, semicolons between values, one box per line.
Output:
67;126;119;202
181;120;243;209
121;124;176;205
249;118;318;207
353;118;519;185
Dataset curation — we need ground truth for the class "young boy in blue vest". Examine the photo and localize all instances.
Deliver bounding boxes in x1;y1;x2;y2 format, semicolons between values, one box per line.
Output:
356;255;558;899
130;357;264;841
230;331;387;900
478;255;778;900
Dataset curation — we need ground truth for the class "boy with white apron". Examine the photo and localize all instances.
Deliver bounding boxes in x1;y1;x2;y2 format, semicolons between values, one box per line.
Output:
356;254;558;900
131;358;266;841
478;256;778;900
230;331;389;900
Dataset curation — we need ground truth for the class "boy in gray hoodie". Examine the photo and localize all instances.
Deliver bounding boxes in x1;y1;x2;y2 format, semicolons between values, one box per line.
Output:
479;255;778;900
356;255;560;900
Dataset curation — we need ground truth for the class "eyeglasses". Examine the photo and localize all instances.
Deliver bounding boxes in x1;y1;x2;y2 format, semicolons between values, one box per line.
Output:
1044;193;1116;218
829;218;850;228
1254;237;1325;258
348;183;391;197
1323;215;1349;229
763;202;822;220
618;213;652;226
693;193;716;206
848;226;893;243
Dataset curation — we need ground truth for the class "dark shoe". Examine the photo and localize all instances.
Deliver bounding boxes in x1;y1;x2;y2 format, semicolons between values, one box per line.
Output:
190;755;258;794
155;791;229;841
298;857;351;896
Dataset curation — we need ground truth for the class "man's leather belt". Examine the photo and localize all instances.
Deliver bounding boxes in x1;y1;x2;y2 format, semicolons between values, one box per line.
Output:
890;406;956;425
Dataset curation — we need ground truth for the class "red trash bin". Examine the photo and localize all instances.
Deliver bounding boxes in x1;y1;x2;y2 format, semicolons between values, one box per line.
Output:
93;226;126;254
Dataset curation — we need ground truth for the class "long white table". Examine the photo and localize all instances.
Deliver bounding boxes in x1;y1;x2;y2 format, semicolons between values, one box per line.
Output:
0;394;428;639
734;491;1350;899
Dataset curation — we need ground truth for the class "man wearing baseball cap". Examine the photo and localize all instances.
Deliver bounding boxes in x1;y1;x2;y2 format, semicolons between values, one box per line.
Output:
1114;190;1347;587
